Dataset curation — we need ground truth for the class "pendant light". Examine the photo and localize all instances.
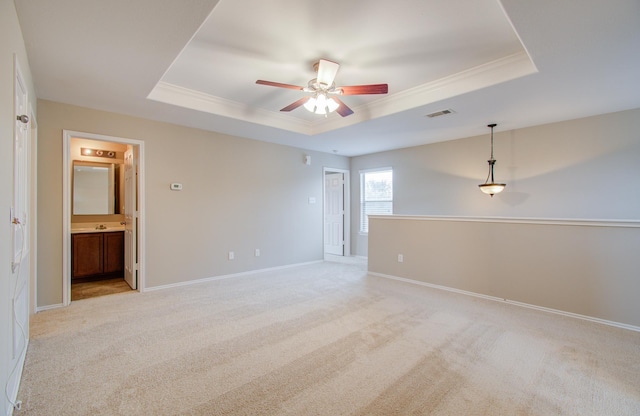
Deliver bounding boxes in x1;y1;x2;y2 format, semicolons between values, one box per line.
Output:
478;123;506;197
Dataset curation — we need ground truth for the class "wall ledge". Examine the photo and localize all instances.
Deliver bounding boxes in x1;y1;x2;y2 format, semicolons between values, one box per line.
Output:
368;215;640;228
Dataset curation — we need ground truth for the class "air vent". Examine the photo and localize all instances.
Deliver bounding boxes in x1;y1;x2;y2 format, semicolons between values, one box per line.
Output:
425;109;455;118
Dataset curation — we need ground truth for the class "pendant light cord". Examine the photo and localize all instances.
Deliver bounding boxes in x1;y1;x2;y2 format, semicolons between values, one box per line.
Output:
489;124;495;160
484;123;497;185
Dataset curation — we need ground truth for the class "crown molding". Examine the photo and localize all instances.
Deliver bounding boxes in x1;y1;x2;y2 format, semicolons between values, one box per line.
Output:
315;51;537;134
148;82;314;135
149;51;536;136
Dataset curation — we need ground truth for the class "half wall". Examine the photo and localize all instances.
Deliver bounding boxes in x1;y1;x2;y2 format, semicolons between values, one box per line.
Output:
368;215;640;329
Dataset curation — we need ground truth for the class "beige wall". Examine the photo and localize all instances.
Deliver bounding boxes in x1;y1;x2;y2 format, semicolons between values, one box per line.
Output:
1;0;37;412
37;100;349;306
368;216;640;328
358;109;640;329
351;109;640;256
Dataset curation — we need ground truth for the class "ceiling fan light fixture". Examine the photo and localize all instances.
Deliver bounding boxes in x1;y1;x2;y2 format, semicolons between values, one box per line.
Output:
303;93;339;115
326;97;339;112
257;59;388;117
315;93;328;113
303;97;317;112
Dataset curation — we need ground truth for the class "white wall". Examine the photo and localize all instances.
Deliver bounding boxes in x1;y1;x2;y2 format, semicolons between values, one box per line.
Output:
1;0;36;413
351;109;640;256
36;100;349;306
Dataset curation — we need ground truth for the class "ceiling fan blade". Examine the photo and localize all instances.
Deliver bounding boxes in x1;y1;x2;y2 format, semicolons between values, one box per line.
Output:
280;96;311;112
338;84;388;95
316;59;340;87
331;97;354;117
256;80;304;90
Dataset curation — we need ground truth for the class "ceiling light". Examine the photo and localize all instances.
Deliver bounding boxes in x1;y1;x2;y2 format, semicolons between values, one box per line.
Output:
303;92;339;116
478;123;506;197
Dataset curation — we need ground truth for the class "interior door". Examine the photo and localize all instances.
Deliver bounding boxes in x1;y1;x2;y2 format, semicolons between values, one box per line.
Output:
324;172;345;255
12;60;30;359
123;147;137;289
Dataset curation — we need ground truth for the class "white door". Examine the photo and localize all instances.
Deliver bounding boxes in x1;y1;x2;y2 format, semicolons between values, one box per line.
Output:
123;147;137;289
12;61;30;359
324;172;344;255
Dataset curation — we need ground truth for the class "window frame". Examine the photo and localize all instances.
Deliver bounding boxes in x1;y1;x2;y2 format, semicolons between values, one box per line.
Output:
359;167;393;235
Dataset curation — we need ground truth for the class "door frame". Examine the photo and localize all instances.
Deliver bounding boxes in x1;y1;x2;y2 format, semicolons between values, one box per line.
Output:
122;147;137;290
323;167;350;257
62;130;145;306
29;106;37;314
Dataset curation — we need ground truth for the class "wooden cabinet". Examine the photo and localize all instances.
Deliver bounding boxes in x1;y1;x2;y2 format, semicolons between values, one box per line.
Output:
103;232;125;274
72;231;124;280
72;233;103;278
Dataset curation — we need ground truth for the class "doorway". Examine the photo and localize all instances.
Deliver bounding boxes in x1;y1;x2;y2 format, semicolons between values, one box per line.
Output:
62;131;145;305
323;167;350;257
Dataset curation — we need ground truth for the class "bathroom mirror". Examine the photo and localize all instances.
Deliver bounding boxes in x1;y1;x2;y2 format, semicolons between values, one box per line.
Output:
72;161;121;215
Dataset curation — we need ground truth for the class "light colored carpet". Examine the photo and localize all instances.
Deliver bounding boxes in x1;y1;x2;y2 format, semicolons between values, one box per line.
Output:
17;259;640;415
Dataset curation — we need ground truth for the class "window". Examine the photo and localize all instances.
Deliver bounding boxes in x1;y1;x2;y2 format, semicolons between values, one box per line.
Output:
360;168;393;233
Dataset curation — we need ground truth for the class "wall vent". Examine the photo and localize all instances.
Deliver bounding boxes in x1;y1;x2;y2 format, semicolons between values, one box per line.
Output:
425;109;455;118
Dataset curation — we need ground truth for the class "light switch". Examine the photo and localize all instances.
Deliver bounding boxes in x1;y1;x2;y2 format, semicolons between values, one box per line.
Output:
308;197;316;204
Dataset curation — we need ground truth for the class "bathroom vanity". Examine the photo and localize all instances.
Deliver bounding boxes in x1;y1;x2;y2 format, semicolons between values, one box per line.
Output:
71;229;124;280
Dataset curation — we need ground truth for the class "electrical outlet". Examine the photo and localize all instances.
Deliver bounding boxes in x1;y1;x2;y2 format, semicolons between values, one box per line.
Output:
255;249;260;257
228;251;234;260
397;254;404;263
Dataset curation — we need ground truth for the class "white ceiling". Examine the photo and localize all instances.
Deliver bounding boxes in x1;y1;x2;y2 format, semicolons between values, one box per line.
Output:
14;0;640;156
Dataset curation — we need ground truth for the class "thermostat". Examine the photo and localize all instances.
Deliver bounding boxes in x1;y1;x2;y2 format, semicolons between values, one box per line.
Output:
170;183;183;191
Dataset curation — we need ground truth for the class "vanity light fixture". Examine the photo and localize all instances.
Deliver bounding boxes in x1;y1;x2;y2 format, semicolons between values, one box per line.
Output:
478;123;506;197
81;147;116;159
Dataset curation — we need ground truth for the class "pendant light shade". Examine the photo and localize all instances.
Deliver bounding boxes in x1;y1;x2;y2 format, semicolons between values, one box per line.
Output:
478;123;506;197
479;181;506;196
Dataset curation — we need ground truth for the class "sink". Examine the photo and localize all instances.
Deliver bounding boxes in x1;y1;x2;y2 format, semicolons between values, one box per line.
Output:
71;224;125;233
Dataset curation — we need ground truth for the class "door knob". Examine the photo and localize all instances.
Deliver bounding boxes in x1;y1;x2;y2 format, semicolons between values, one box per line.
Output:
17;115;29;124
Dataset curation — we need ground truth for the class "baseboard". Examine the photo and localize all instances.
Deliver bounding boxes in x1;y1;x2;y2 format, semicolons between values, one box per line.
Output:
34;261;325;309
368;272;640;333
144;260;324;292
35;303;64;313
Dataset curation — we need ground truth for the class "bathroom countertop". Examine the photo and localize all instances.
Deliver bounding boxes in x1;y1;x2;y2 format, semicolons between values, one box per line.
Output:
71;223;125;234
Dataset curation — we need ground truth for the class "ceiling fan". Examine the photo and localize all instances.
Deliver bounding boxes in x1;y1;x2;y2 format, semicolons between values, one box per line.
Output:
256;59;388;117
